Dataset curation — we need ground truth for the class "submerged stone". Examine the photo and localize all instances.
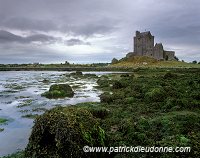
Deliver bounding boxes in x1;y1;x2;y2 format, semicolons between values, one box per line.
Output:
42;84;74;99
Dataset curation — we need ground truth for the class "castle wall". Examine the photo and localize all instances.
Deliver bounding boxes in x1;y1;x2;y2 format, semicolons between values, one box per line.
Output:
144;36;154;57
164;51;175;60
132;31;175;61
153;44;164;60
134;31;154;56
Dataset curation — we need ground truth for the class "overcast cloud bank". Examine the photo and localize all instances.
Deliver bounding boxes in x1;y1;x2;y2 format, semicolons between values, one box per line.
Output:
0;0;200;63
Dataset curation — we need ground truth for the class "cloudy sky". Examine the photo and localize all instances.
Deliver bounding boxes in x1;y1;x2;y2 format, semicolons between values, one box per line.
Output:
0;0;199;64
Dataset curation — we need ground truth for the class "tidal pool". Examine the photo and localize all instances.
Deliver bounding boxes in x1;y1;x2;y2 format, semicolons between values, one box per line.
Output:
0;71;107;156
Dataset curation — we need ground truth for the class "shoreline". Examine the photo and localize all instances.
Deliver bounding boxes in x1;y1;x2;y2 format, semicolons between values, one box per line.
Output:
0;66;200;72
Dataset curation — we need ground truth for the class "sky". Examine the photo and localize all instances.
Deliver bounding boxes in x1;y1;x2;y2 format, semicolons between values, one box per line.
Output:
0;0;200;64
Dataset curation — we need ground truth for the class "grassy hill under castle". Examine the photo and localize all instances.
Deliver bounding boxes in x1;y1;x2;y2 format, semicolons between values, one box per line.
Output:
111;56;200;68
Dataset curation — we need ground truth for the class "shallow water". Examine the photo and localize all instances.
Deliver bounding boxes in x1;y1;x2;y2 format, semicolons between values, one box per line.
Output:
0;71;108;156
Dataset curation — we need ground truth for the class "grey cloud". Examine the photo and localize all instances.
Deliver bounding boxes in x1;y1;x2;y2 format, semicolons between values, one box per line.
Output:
26;34;58;43
0;30;23;43
1;17;58;32
65;38;91;46
0;16;117;37
68;24;117;37
0;0;200;63
0;30;57;44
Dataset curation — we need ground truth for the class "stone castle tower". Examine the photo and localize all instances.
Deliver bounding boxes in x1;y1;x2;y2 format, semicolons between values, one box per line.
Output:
127;31;175;60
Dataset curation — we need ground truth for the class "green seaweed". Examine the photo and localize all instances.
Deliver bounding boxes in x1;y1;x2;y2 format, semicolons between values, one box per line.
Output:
25;106;108;158
41;84;74;99
17;99;33;108
0;118;8;124
1;151;24;158
21;114;39;119
24;68;200;158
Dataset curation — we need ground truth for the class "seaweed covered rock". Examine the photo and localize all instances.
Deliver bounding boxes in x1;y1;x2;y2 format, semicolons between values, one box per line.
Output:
42;79;50;83
70;71;83;76
25;107;107;158
42;84;74;99
120;74;130;78
97;79;110;88
99;92;113;103
84;73;98;78
112;81;123;89
145;87;166;102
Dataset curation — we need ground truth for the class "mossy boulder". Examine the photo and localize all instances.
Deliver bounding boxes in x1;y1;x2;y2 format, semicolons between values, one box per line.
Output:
42;84;74;99
112;81;123;89
97;79;110;88
99;92;113;103
25;107;107;158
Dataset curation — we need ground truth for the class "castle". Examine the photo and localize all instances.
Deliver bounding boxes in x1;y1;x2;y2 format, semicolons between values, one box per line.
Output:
127;31;175;60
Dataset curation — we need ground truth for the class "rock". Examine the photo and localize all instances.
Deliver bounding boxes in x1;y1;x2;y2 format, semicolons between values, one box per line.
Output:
97;79;110;88
42;84;74;99
71;71;83;76
120;74;130;77
25;106;107;158
84;73;98;78
112;81;123;89
99;92;113;103
42;79;50;83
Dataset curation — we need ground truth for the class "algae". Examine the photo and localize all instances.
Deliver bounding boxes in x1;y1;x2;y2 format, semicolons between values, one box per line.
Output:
42;84;74;99
24;68;200;157
25;107;107;158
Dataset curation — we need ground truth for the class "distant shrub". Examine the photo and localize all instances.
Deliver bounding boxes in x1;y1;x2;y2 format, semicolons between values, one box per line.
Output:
111;58;119;64
192;60;197;64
